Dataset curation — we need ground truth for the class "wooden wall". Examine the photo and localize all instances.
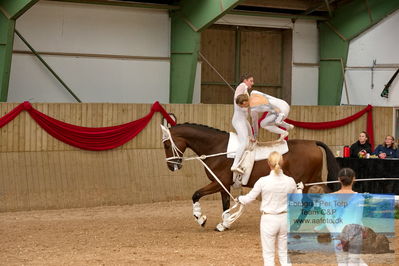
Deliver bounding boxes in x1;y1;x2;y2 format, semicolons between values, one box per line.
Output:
0;103;393;211
200;25;290;104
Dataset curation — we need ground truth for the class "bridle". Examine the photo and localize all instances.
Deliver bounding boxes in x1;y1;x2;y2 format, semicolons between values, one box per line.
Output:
161;125;184;171
160;125;236;199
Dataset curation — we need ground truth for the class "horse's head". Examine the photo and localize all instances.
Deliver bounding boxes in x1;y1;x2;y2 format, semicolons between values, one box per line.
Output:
161;125;187;171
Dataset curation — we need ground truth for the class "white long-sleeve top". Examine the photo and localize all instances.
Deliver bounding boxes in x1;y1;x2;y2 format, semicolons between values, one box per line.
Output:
234;82;249;99
238;170;297;214
233;82;249;117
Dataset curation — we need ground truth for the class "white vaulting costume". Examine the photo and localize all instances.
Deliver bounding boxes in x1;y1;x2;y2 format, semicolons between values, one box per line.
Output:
250;90;294;140
231;83;252;173
238;170;298;266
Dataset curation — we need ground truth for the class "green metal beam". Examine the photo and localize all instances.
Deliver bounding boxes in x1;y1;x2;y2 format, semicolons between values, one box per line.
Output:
0;13;14;101
169;0;242;103
47;0;179;10
0;0;38;101
0;0;38;19
169;13;199;103
180;0;242;32
318;23;349;105
228;10;328;21
318;0;399;105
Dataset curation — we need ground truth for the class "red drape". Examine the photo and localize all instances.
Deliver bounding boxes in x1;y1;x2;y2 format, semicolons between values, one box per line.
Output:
259;105;374;149
0;101;374;150
0;102;25;127
0;101;176;151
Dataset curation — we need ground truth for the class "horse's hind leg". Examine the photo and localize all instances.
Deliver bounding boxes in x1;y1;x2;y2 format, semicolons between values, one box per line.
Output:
215;190;233;232
192;181;222;227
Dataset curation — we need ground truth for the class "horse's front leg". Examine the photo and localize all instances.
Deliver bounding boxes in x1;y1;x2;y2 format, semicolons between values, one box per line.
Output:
192;181;221;227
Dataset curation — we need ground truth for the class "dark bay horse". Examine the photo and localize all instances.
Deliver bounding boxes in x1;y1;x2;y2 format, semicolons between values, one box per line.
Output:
161;123;340;230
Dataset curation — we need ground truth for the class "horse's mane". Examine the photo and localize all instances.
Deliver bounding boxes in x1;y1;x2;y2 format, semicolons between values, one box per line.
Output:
172;123;229;135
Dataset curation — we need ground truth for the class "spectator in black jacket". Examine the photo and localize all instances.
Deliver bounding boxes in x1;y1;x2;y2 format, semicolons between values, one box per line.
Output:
350;131;372;158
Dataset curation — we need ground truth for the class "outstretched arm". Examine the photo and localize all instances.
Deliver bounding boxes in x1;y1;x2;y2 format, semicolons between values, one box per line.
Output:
238;180;262;205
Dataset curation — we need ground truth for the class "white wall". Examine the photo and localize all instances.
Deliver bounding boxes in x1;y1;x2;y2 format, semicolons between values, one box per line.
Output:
9;2;321;105
216;14;319;105
9;1;171;103
341;9;399;107
291;20;319;105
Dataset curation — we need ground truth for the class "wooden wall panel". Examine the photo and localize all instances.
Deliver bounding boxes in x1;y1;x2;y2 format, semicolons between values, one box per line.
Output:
240;28;282;86
201;26;286;104
0;103;394;211
201;25;236;83
201;85;234;104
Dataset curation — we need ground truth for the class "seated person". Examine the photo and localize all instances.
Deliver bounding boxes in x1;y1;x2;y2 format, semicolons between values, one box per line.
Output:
349;131;372;158
373;135;397;158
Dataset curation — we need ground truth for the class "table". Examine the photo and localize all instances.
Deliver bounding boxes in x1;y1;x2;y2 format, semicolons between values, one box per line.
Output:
336;157;399;194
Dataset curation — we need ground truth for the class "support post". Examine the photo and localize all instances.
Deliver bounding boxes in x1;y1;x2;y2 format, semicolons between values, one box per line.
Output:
0;13;14;101
0;0;38;101
169;0;242;103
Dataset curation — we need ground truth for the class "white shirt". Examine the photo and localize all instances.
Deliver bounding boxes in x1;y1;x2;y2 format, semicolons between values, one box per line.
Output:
238;170;297;214
233;83;249;119
234;82;248;99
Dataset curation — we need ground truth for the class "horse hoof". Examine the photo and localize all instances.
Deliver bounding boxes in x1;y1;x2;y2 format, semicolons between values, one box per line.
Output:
196;215;207;227
215;223;228;232
201;218;207;227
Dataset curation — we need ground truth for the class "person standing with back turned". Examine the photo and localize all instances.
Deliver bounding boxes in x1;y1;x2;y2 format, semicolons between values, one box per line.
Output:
237;151;298;266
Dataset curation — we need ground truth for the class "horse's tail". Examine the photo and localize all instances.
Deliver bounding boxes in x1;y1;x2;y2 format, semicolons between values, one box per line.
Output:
316;141;341;191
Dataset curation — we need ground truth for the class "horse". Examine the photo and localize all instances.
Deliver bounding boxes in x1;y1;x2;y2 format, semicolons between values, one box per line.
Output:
161;123;340;231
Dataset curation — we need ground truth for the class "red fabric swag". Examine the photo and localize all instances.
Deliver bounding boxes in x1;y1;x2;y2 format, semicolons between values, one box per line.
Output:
259;105;374;148
0;101;374;150
0;101;176;151
0;102;25;127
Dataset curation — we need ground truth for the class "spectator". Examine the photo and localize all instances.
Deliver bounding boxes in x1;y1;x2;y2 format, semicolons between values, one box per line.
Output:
326;168;367;265
349;131;372;158
373;135;397;158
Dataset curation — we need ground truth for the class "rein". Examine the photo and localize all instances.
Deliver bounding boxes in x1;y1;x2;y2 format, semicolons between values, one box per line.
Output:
162;126;244;227
305;177;399;186
161;124;236;199
166;151;236;201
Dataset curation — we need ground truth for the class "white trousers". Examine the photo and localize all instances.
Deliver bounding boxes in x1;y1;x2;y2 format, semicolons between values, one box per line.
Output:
333;239;368;266
260;113;286;135
252;104;292;135
232;116;251;168
260;213;291;266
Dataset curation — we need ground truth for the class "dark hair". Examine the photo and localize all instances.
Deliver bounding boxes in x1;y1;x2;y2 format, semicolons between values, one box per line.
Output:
235;94;249;105
338;168;355;186
240;74;253;82
359;131;370;144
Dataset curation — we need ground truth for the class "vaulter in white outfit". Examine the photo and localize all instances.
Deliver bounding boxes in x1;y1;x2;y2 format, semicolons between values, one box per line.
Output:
231;76;254;174
238;152;299;266
249;90;294;141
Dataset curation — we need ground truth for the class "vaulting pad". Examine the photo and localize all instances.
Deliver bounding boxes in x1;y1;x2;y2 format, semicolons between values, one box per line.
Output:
227;132;289;161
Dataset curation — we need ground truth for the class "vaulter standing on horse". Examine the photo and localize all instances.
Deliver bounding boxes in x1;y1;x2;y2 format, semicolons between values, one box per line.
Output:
231;74;256;174
235;91;294;142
